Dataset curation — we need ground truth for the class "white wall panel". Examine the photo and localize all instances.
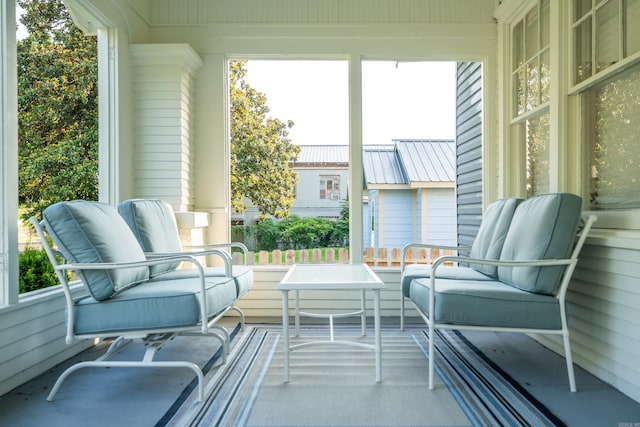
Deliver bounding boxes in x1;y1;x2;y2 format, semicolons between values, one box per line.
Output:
130;44;202;210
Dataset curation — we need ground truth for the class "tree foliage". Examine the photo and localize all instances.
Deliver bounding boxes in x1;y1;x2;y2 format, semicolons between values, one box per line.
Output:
17;0;98;220
230;61;300;219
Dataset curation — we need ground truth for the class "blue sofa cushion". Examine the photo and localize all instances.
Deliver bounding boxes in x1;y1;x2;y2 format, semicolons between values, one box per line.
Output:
401;264;493;298
43;201;149;301
468;197;523;277
151;265;254;298
118;199;183;277
73;276;237;335
410;278;562;330
498;193;582;295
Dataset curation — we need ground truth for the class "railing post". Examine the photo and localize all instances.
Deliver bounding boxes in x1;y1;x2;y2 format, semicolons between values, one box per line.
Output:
286;250;296;264
272;250;282;265
326;248;335;263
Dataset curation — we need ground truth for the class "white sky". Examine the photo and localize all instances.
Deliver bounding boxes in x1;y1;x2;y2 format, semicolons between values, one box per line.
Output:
243;60;456;146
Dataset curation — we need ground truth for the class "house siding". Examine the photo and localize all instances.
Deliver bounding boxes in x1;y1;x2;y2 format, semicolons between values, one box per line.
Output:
535;233;640;402
455;61;483;252
130;45;202;211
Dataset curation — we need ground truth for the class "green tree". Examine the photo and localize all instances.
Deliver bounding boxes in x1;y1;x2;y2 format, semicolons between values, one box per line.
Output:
230;61;300;219
17;0;98;220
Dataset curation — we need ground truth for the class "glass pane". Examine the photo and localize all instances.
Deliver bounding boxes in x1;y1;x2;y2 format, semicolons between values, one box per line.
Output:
525;113;550;197
541;0;550;48
625;0;640;56
575;20;593;83
591;65;640;209
575;0;593;22
526;58;540;110
513;68;527;116
526;7;539;60
595;0;620;73
540;49;551;104
513;21;524;72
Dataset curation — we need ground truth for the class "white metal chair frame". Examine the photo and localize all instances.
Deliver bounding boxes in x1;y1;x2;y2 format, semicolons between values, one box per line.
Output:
30;217;236;402
399;243;470;331
414;214;597;392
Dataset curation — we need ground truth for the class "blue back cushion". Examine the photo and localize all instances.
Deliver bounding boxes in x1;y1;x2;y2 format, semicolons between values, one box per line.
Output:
43;201;149;301
468;198;523;277
118;199;183;277
498;193;582;295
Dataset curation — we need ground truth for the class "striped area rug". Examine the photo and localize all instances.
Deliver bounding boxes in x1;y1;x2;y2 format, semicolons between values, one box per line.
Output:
158;325;563;427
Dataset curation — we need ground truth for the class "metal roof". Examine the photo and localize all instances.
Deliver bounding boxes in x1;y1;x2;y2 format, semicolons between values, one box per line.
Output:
363;146;407;185
294;145;348;166
294;140;455;186
394;139;455;183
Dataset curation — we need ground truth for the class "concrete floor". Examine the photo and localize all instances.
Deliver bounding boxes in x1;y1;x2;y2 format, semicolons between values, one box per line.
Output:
1;317;639;427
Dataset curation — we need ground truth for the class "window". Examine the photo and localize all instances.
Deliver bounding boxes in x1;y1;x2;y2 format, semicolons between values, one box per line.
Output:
588;64;640;209
511;0;551;196
572;0;640;211
573;0;640;85
320;175;340;200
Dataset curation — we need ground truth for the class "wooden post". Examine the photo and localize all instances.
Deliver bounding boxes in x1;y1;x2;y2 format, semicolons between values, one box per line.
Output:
339;248;349;263
325;248;335;263
272;250;282;265
391;248;401;267
258;250;269;265
247;251;255;265
312;248;322;263
285;250;296;264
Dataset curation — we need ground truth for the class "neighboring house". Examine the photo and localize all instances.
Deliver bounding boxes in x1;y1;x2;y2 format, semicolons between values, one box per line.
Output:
235;140;456;255
363;140;456;251
232;145;349;224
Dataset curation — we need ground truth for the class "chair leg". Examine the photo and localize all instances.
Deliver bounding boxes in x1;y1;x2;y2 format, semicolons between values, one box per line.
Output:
47;338;206;402
563;332;577;392
400;297;405;331
428;323;435;390
230;305;246;331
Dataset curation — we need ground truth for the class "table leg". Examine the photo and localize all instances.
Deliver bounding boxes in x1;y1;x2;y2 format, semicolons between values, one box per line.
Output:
361;289;366;337
282;290;290;383
294;289;300;337
374;289;382;383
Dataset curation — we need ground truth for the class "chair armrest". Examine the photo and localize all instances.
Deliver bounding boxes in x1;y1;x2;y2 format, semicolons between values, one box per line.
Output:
145;248;233;278
183;242;250;265
57;255;212;334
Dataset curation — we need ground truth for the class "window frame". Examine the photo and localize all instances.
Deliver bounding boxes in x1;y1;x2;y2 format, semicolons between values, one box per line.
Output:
571;0;640;227
508;0;552;197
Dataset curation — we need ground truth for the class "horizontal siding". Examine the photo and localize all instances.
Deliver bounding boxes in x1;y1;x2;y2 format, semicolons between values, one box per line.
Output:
455;61;483;250
535;233;640;403
0;288;91;397
130;45;200;210
142;0;496;25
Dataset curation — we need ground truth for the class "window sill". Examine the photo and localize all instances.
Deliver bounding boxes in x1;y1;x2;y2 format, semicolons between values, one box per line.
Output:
587;209;640;231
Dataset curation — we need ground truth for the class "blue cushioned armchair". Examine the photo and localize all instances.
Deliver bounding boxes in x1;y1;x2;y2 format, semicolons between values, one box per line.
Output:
30;200;241;402
406;193;596;392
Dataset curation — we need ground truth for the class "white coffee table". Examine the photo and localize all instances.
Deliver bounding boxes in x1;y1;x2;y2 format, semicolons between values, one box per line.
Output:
276;263;386;382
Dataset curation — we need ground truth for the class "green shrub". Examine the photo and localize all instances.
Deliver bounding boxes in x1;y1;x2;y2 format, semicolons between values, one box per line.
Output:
19;246;61;293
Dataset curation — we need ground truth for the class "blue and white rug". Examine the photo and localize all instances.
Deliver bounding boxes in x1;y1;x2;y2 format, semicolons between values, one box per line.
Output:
158;325;564;427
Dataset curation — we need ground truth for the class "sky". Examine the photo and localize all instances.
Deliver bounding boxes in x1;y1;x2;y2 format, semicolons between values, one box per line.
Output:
242;60;456;146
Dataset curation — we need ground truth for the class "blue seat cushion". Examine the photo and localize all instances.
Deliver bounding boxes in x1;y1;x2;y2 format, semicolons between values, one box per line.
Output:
498;193;582;295
468;197;523;277
118;199;183;277
73;276;237;335
43;201;149;301
410;278;562;330
401;263;493;298
150;265;254;298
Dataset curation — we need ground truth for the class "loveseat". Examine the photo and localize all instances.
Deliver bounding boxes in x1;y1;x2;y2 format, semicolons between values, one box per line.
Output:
31;200;252;402
401;193;597;391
